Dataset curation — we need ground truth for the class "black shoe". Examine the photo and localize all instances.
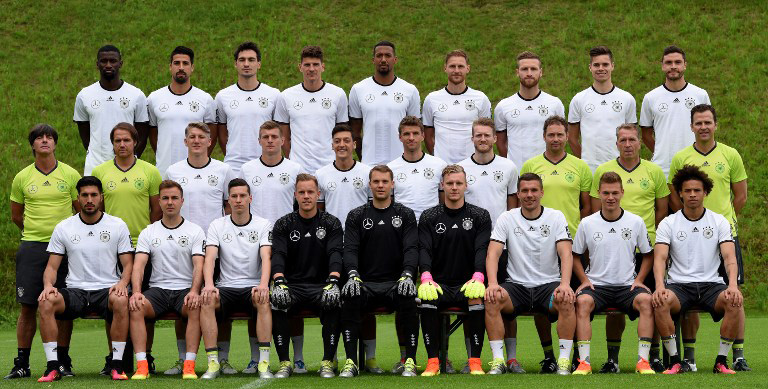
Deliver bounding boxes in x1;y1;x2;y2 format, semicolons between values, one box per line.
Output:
4;358;31;379
732;358;751;371
99;355;112;376
679;359;693;373
58;362;75;377
650;358;665;373
147;354;156;374
598;359;620;373
539;357;558;374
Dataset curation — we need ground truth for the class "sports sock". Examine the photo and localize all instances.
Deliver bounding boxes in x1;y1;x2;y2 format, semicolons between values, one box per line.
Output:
177;339;186;360
505;337;517;360
291;336;304;362
57;346;70;363
217;341;230;361
111;341;126;361
732;339;745;361
661;335;678;360
577;340;590;363
606;338;621;362
249;337;259;362
650;341;660;360
683;338;696;363
467;305;485;359
43;342;58;362
259;342;271;363
638;337;652;361
136;352;147;361
17;348;31;365
185;352;197;361
490;340;504;360
206;348;219;364
465;337;471;358
362;339;376;360
558;339;573;360
419;307;439;359
541;340;555;360
718;337;734;357
272;310;291;362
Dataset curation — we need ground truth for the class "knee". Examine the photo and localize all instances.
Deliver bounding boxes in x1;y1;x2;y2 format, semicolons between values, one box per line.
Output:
575;296;593;314
112;296;128;313
636;295;652;314
20;304;38;318
38;300;55;316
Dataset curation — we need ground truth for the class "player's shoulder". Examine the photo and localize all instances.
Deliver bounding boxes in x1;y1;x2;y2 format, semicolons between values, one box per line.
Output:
542;206;567;221
392;201;416;217
315;163;334;176
119;81;145;95
466;202;492;221
319;211;342;227
147;85;170;100
355;161;373;172
539;90;564;103
495;94;518;109
621;209;645;224
281;83;304;96
423;153;448;167
91;159;113;176
250;214;272;228
347;202;369;220
466;86;489;99
191;85;214;100
183;218;205;234
395;76;418;91
639;159;664;174
612;85;635;99
56;161;80;177
135;158;160;173
419;204;443;221
103;212;130;229
683;82;708;95
13;163;37;180
77;81;102;95
425;87;447;100
715;142;741;157
215;83;238;99
283;157;302;171
323;82;346;95
350;76;374;90
566;153;590;169
595;158;619;173
704;208;729;224
642;84;667;99
257;82;280;95
273;211;297;229
571;86;593;101
209;214;230;229
493;155;519;171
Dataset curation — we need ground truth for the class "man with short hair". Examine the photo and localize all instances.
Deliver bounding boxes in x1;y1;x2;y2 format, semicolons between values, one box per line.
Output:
275;45;348;174
129;180;206;380
495;51;565;168
423;50;491;163
568;46;637;172
349;41;420;166
571;172;656;375
7;125;81;379
215;42;281;176
36;176;134;382
74;45;149;174
653;165;744;375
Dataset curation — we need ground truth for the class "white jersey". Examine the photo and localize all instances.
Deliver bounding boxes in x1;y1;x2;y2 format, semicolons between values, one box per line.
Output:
147;86;216;175
572;209;652;286
458;155;519;227
215;82;281;175
316;161;372;227
207;214;272;288
656;209;732;285
387;153;448;220
494;91;565;168
240;157;301;224
47;213;133;290
422;87;492;163
73;81;149;175
491;207;571;288
348;77;421;166
639;83;711;174
135;219;205;290
274;82;349;174
568;86;637;171
164;158;235;231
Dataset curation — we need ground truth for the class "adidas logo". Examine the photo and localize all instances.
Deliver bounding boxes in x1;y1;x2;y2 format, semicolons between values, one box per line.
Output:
601;100;607;105
309;98;316;103
381;91;388;96
378;220;385;225
194;174;202;179
481;171;488;176
107;96;114;101
88;231;94;236
551;170;559;175
453;100;460;105
267;173;274;178
528;226;535;231
526;105;533;110
305;232;311;237
627;178;634;184
609;228;616;233
693;227;699;232
43;181;51;186
702;161;710;167
342;177;348;182
412;169;419;174
121;177;129;183
246;96;253;101
176;101;183;105
452;224;458;229
167;235;174;240
238;232;244;236
673;98;680;103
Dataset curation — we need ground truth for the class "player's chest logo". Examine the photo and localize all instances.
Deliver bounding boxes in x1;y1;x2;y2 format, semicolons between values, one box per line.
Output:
685;97;696;109
423;168;435;180
99;231;111;242
676;231;687;241
327;181;337;191
362;218;374;230
293;100;303;110
438;103;448;112
715;162;725;174
536;105;549;116
539;225;550;237
585;104;595;114
657;102;668;113
120;97;130;109
91;100;101;110
514;227;523;237
612;101;623;112
435;222;447;234
229;100;239;110
392;216;402;228
258;97;269;108
462;218;473;230
252;176;262;186
70;234;81;244
279;173;291;185
511;109;521;118
353;177;364;190
639;178;650;190
467;175;476;185
151;238;161;247
208;175;219;187
134;178;145;190
493;171;504;182
247;231;259;243
703;226;714;239
316;227;326;239
564;172;576;183
159;103;170;112
394;92;404;103
396;173;407;183
222;233;234;243
27;184;38;194
289;230;301;241
593;232;603;241
321;98;332;109
178;177;188;186
189;100;200;112
177;235;189;247
621;228;632;240
465;100;476;110
365;94;375;103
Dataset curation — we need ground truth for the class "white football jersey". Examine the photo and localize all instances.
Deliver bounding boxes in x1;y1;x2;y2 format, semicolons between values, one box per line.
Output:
494;91;565;168
573;209;652;286
656;209;732;285
135;219;205;290
73;81;149;175
568;86;637;171
274;82;349;174
388;154;448;220
422;87;492;163
348;77;421;166
639;83;711;175
207;214;272;288
164;158;235;231
458;155;518;227
47;213;134;290
316;161;372;227
215;82;281;175
491;207;571;288
240;157;302;224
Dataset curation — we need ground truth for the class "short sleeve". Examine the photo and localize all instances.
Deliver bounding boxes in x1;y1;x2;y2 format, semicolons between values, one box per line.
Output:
10;172;24;204
555;212;572;241
117;221;134;253
273;93;290;124
655;218;672;245
147;166;162;196
490;214;509;243
639;93;653;127
206;221;220;246
480;94;492;118
204;94;216;123
317;173;326;202
728;149;748;183
223;166;236;200
260;221;273;246
493;103;507;133
348;85;362;119
553;97;565;117
667;154;681;184
702;90;711;105
651;165;671;198
422;95;435;126
589;167;602;198
135;227;151;254
568;95;581;123
507;164;519;195
191;227;206;256
579;161;593;192
636;218;653;254
717;215;733;244
73;92;89;122
572;220;587;254
519;159;532;175
147;96;158;126
215;93;227;124
407;86;421;117
68;168;81;201
134;92;149;123
47;225;67;254
335;89;349;123
625;93;637;123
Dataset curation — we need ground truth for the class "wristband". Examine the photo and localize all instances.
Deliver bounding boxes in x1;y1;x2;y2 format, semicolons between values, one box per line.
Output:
421;271;434;283
471;272;485;283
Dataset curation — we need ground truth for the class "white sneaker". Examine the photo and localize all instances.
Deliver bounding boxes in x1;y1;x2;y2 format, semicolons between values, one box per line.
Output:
293;360;308;374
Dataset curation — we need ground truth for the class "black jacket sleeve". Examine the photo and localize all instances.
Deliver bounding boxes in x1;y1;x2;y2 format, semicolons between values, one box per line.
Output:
325;213;344;275
401;206;419;275
343;205;363;274
418;208;435;273
271;215;290;276
474;207;492;275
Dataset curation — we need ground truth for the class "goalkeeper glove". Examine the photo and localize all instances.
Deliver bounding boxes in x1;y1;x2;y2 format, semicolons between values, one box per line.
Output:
460;272;486;299
341;270;362;297
397;270;417;297
417;271;443;301
270;276;291;309
321;275;341;308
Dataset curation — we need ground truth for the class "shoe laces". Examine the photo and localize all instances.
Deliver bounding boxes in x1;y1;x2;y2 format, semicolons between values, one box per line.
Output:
404;358;416;370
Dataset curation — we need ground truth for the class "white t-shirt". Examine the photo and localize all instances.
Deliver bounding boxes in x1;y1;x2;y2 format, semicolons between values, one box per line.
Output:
47;213;134;290
568;86;637;171
491;207;571;288
135;219;205;290
274;82;349;174
206;214;272;288
73;81;149;175
147;86;216;175
348;77;421;166
656;209;732;285
215;82;281;175
316;161;372;227
240;157;302;225
164;158;235;232
572;209;652;286
422;86;492;163
387;153;448;220
494;91;565;168
458;155;519;227
639;83;711;175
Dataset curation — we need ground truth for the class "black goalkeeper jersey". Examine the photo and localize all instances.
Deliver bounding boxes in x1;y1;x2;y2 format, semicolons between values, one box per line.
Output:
343;201;418;282
271;210;343;284
418;202;491;285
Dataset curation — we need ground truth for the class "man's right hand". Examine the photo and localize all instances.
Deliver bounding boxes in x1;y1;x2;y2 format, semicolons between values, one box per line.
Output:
652;287;669;308
201;285;219;305
341;270;362;297
270;276;291;309
129;292;145;311
575;280;595;294
38;286;58;302
485;283;502;304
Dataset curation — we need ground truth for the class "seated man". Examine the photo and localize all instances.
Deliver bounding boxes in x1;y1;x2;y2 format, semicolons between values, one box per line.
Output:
36;176;133;381
129;180;206;379
653;165;744;374
571;172;655;374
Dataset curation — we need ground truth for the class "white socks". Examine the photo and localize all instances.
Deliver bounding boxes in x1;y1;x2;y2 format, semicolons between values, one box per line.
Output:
185;352;197;361
558;339;573;360
577;340;590;363
136;352;147;361
112;341;126;361
490;340;504;360
43;342;58;362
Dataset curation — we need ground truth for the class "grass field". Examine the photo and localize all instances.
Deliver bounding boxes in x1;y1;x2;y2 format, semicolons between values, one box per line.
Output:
1;315;765;388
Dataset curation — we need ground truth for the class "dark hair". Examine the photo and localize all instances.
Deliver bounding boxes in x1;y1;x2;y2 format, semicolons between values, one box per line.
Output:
170;45;194;64
690;104;717;123
517;172;543;189
589;46;613;61
543;115;568;135
295;173;319;188
598;171;623;190
97;44;121;59
228;177;251;195
671;165;714;195
77;176;103;193
110;122;138;143
662;45;686;62
369;165;394;181
398;115;424;134
159;180;184;196
301;45;323;62
331;123;353;138
28;124;58;147
516;51;541;68
373;41;396;56
234;41;262;61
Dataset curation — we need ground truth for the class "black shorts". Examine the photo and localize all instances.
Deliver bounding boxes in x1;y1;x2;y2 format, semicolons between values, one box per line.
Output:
15;241;67;305
634;252;656;292
359;281;401;310
420;283;470;310
274;283;326;314
667;282;727;322
577;285;649;320
501;281;559;322
218;286;255;319
497;250;509;284
58;288;111;320
144;287;189;317
718;236;745;285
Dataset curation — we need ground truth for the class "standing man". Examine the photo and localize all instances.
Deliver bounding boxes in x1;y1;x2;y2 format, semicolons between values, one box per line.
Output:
147;46;216;175
7;125;80;379
495;51;565;169
640;45;711;175
338;166;420;377
36;176;134;382
423;50;491;163
568;46;637;172
74;45;149;174
275;45;348;174
215;42;281;176
348;41;421;166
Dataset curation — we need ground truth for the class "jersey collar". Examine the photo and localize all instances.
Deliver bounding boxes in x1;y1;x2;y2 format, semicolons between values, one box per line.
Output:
168;84;193;96
401;152;426;163
616;157;641;173
599;208;624;222
590;85;616;95
34;160;59;176
662;82;689;93
470;154;495;166
521;206;544;221
372;76;398;87
516;90;542;101
99;80;125;92
444;85;469;95
543;152;568;165
187;157;212;169
301;81;326;93
113;157;137;173
260;156;285;167
681;207;707;222
333;160;356;172
161;217;185;230
79;211;105;226
692;142;717;156
231;213;253;227
237;81;261;92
